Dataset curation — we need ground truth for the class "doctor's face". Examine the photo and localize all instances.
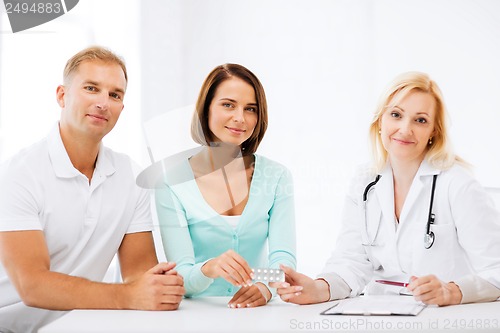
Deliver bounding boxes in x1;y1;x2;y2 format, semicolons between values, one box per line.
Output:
379;90;436;164
207;77;258;146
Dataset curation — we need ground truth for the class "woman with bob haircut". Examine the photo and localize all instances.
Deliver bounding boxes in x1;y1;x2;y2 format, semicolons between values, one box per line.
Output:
156;63;296;308
271;71;500;306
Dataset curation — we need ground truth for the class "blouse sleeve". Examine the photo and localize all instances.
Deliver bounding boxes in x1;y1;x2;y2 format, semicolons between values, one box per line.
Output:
267;167;297;270
155;183;214;297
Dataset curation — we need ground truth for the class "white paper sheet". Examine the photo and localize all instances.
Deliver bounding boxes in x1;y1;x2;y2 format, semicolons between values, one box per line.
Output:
321;295;426;316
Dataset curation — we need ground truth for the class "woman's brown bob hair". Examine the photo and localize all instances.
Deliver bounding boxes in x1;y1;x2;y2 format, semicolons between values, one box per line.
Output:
191;63;268;155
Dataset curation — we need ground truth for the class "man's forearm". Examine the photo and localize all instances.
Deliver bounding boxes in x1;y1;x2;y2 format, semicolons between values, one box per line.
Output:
18;271;132;310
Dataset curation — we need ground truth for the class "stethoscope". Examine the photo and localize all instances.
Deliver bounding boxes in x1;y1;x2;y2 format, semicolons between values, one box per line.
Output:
362;174;438;249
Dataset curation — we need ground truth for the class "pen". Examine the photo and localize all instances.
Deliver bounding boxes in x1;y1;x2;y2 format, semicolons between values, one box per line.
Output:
375;279;409;287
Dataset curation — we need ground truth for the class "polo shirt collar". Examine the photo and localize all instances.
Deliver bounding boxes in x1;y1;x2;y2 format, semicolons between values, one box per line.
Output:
94;144;115;178
48;123;115;179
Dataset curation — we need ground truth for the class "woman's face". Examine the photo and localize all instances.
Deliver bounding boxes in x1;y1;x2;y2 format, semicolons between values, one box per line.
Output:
208;77;258;146
380;90;436;164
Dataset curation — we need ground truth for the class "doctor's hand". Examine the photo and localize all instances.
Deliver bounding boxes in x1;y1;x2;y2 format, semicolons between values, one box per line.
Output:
201;250;253;287
228;282;271;308
407;275;462;306
269;265;330;305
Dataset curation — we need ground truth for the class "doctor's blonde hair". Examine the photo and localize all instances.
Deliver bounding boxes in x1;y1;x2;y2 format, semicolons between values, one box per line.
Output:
369;71;464;172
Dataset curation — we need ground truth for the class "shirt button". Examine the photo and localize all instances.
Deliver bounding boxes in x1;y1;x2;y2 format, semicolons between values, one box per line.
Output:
227;288;232;293
233;235;237;240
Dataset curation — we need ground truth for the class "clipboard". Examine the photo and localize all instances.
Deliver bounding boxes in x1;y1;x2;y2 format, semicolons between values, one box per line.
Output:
320;295;426;316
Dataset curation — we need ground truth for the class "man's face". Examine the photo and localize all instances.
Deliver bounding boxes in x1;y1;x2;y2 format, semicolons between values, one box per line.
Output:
57;60;127;142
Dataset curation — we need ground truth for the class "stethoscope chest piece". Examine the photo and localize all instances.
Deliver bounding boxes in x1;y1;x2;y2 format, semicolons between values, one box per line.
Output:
424;231;435;249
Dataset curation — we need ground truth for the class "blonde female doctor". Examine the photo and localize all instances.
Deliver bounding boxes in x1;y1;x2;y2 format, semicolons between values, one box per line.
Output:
271;71;500;306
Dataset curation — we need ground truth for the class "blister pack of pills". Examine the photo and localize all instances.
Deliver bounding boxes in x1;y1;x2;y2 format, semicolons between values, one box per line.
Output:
251;268;285;283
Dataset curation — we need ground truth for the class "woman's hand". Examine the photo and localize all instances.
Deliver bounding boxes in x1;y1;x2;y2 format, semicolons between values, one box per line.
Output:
201;249;253;287
407;275;462;306
269;265;330;305
228;282;271;308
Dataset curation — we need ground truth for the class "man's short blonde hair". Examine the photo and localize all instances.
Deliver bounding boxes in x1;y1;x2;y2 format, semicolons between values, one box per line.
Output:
63;46;127;84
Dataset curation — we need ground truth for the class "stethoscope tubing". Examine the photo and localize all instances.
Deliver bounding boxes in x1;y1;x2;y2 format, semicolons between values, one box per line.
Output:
426;175;438;235
363;173;438;249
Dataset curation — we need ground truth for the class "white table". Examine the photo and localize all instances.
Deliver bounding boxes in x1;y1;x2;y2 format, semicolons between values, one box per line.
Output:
39;297;500;333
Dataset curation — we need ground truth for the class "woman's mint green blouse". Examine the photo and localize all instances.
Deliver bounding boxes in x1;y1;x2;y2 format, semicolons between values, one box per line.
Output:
155;154;296;297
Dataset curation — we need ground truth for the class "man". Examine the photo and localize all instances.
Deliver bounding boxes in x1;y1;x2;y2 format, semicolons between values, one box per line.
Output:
0;46;184;333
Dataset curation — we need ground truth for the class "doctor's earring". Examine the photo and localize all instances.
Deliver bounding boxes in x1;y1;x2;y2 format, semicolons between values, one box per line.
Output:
378;130;381;135
428;137;433;145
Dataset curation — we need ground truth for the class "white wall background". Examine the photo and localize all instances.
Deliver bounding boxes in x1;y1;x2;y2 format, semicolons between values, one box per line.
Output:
1;0;500;278
0;0;143;162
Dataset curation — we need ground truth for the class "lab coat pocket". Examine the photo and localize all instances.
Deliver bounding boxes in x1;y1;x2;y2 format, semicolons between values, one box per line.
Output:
411;223;459;280
362;244;385;271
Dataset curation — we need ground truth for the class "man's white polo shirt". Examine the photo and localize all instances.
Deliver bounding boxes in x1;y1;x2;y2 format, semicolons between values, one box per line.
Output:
0;124;154;332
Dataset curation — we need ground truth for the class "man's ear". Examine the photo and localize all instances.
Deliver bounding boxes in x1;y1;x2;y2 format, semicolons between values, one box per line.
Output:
56;85;65;108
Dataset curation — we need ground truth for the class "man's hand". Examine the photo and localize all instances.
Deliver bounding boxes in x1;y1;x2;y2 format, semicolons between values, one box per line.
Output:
125;262;185;310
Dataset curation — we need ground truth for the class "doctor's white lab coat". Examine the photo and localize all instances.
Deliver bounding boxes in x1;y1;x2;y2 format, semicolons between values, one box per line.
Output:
319;160;500;303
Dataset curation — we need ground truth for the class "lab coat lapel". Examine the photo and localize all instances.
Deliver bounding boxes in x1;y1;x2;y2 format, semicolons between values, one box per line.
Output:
397;160;440;237
397;175;424;231
374;166;397;243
